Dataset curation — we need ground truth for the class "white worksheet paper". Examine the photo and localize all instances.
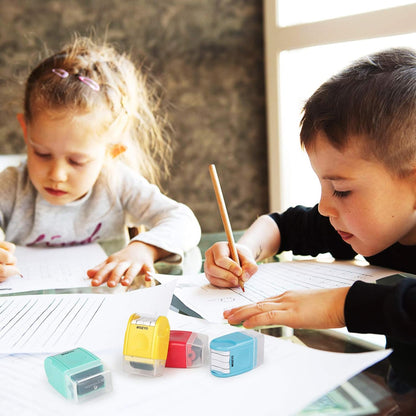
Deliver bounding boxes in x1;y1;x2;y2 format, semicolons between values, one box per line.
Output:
0;311;391;416
173;260;398;322
0;278;177;354
0;244;107;293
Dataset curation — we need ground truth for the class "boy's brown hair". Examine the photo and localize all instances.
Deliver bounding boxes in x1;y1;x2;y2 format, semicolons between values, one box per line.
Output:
300;47;416;177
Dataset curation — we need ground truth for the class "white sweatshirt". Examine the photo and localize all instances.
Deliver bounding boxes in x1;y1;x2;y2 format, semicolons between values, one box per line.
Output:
0;162;201;262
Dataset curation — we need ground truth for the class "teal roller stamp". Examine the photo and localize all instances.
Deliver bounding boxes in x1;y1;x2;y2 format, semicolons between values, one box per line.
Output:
44;347;112;402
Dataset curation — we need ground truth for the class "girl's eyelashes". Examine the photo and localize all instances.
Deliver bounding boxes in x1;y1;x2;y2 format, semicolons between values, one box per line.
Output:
34;150;88;167
34;151;51;159
332;190;351;198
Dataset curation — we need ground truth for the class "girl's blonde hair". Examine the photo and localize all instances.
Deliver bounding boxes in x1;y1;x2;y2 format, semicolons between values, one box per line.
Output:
23;36;171;186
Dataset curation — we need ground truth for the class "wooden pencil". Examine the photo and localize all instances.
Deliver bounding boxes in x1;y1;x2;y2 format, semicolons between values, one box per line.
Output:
209;164;245;291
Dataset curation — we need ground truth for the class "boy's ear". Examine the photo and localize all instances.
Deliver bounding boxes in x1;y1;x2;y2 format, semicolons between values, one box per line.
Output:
108;143;127;159
16;113;28;141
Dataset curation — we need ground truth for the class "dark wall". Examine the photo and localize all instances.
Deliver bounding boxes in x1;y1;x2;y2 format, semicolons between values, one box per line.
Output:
0;0;268;232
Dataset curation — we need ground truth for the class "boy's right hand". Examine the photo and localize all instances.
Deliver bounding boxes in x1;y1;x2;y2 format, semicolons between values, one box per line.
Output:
0;241;20;282
204;241;258;288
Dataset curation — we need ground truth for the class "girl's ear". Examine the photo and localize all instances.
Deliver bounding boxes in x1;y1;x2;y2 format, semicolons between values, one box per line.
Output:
108;143;127;159
16;113;28;142
409;167;416;209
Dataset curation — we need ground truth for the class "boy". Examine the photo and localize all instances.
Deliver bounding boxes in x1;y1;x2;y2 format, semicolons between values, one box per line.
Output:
204;48;416;392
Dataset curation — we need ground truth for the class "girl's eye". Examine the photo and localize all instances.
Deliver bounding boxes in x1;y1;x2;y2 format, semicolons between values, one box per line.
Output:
333;190;351;198
34;151;51;159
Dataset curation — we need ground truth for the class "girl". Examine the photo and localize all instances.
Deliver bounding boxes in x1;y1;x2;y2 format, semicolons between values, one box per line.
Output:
0;36;201;287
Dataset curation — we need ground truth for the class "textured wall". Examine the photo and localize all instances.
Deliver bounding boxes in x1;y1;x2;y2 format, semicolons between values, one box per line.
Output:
0;0;268;232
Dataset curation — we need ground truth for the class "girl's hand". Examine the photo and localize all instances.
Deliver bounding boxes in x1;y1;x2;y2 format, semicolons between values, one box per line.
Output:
223;287;350;329
0;241;20;282
204;241;258;288
87;241;163;287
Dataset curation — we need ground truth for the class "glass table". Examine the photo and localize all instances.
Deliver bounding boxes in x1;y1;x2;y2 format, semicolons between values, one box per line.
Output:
2;232;414;414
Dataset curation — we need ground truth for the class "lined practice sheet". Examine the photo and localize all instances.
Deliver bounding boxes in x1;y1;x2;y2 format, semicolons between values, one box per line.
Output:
0;244;107;294
0;278;177;354
0;294;105;351
172;260;398;322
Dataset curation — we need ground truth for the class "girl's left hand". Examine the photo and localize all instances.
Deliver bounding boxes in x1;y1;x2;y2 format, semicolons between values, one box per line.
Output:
223;287;350;329
87;241;162;287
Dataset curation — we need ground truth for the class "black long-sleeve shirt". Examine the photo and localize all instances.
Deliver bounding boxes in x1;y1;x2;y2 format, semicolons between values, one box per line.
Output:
270;204;416;387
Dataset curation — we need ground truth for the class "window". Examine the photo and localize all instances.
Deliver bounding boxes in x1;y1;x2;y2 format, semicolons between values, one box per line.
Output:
278;0;416;26
264;0;416;211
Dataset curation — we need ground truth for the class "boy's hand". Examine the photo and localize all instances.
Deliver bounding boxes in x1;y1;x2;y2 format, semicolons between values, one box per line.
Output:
204;241;258;288
0;241;20;282
87;241;164;287
223;287;349;329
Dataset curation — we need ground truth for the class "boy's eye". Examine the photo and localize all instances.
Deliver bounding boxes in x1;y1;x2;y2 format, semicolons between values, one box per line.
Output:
332;190;351;198
69;159;86;167
69;159;83;166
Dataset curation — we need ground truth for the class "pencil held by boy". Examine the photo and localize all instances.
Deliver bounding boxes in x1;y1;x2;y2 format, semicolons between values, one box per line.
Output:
0;36;201;287
204;48;416;390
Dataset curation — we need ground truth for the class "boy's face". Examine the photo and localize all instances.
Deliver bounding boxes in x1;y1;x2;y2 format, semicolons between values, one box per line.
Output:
307;131;416;256
20;111;110;206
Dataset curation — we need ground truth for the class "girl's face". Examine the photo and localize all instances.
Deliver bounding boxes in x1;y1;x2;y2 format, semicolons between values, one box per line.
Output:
20;111;111;206
307;131;416;256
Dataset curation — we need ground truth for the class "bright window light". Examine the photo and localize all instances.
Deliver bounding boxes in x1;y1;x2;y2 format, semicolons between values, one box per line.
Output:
277;0;416;27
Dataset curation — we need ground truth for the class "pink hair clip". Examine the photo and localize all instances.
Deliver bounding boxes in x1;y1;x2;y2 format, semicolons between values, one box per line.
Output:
51;68;69;78
51;68;100;92
78;76;100;91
